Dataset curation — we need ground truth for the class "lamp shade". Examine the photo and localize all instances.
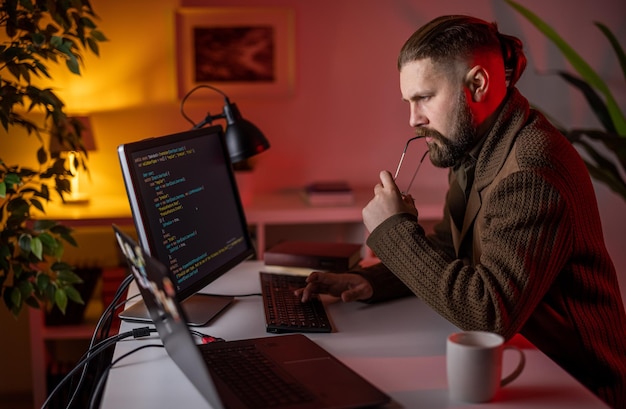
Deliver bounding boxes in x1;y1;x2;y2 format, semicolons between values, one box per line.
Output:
223;102;270;164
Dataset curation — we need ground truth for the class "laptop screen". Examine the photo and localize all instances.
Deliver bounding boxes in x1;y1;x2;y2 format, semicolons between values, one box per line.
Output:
117;125;255;303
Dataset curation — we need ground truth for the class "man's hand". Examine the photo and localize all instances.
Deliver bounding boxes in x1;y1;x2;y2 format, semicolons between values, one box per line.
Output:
362;170;418;232
294;271;373;303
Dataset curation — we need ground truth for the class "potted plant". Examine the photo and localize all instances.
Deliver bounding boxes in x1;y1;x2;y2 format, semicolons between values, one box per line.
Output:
0;0;106;317
506;0;626;202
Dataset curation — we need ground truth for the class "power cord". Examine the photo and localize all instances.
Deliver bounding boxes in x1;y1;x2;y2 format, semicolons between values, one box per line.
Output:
179;84;229;127
41;326;156;409
189;328;225;344
89;343;165;409
62;273;134;409
56;259;251;408
85;327;226;408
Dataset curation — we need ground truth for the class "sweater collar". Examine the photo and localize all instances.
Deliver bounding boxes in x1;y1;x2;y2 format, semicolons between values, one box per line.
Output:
472;88;531;191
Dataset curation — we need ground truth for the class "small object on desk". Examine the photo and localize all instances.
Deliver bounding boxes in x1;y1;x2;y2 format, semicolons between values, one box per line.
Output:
260;272;332;333
261;264;319;276
264;240;362;272
303;180;355;206
446;331;526;403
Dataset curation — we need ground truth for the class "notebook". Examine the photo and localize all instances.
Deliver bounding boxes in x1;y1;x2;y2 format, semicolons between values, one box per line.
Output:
113;225;390;409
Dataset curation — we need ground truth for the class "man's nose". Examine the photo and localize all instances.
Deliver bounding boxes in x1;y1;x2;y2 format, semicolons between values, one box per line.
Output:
409;106;428;128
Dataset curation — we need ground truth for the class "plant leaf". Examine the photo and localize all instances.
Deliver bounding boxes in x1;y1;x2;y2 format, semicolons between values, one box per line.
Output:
64;286;84;304
595;22;626;83
10;287;22;311
24;297;40;309
557;72;615;133
5;173;21;185
37;146;48;165
37;232;58;252
576;138;623;176
34;219;56;231
55;288;68;314
506;0;626;136
36;273;51;292
31;237;43;260
574;138;626;201
57;269;83;285
585;161;626;200
18;234;32;254
18;279;34;299
572;130;626;174
66;57;81;75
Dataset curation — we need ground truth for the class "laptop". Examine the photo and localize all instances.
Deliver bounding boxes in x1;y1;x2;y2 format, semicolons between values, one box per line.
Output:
113;225;391;409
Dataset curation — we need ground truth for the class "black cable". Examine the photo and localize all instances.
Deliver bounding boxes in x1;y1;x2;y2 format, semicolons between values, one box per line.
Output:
117;292;140;305
60;260;247;407
60;263;247;408
87;328;227;408
179;84;229;127
89;344;165;409
189;329;225;343
62;273;134;409
89;344;163;409
99;273;134;340
41;326;155;409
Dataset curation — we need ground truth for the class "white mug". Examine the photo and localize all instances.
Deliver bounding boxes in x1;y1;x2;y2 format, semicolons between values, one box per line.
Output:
446;331;525;403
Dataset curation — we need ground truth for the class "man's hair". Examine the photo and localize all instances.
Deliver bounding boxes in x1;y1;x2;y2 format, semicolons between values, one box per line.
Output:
398;15;527;87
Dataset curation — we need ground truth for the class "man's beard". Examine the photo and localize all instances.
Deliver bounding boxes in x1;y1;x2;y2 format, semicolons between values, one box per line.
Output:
418;91;477;168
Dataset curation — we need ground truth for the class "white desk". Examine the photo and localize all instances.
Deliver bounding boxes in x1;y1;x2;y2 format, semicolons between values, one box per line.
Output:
29;189;443;408
99;261;607;409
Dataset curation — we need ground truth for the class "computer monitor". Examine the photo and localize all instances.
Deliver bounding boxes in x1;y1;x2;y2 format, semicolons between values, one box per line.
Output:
117;125;255;326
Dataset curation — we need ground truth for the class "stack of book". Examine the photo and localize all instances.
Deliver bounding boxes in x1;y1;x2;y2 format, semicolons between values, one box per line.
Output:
303;181;354;206
263;240;363;274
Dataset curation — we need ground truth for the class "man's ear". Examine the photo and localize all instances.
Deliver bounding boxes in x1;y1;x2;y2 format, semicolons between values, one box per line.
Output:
465;65;489;102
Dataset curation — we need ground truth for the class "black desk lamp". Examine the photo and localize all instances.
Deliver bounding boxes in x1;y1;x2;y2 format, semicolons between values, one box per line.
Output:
181;85;270;164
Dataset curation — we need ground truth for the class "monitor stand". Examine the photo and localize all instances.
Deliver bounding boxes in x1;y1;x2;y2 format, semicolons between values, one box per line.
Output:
119;293;234;327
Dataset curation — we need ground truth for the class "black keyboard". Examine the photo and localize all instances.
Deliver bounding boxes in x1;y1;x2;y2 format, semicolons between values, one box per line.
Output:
199;343;316;407
260;272;332;333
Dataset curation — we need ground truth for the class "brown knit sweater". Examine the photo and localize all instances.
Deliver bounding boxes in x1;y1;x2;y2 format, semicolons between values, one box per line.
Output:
359;89;626;408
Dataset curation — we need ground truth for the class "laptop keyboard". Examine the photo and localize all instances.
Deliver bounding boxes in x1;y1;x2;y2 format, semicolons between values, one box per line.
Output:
260;272;332;333
199;343;316;407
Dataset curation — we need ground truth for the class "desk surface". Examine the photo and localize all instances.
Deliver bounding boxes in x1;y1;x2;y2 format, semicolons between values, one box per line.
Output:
100;261;607;409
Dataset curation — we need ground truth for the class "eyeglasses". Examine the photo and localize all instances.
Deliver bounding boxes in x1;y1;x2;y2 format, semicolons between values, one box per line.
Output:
393;135;429;195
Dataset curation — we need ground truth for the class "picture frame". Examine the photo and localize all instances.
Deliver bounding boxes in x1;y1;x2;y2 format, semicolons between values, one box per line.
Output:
175;7;295;99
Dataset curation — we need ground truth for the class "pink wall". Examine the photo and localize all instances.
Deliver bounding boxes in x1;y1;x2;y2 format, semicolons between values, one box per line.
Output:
173;0;626;195
183;1;626;302
8;0;623;296
1;0;624;292
0;0;624;396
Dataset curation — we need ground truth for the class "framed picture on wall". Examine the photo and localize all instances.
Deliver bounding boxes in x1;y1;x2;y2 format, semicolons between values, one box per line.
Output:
175;7;295;99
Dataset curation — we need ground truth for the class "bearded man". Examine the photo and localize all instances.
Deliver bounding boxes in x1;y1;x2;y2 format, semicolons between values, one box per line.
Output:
296;15;626;408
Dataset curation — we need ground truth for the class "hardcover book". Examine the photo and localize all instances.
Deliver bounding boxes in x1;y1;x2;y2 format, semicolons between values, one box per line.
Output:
264;241;363;272
303;181;354;206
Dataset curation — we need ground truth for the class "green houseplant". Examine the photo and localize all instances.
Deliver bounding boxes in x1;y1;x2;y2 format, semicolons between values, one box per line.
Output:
0;0;106;317
505;0;626;202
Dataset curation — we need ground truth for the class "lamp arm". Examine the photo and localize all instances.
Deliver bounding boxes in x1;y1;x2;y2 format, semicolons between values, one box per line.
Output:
178;83;270;163
192;112;226;130
180;84;230;128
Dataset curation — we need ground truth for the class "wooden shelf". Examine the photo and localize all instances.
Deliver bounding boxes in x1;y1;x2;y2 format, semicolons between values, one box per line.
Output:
32;194;133;227
39;324;96;340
